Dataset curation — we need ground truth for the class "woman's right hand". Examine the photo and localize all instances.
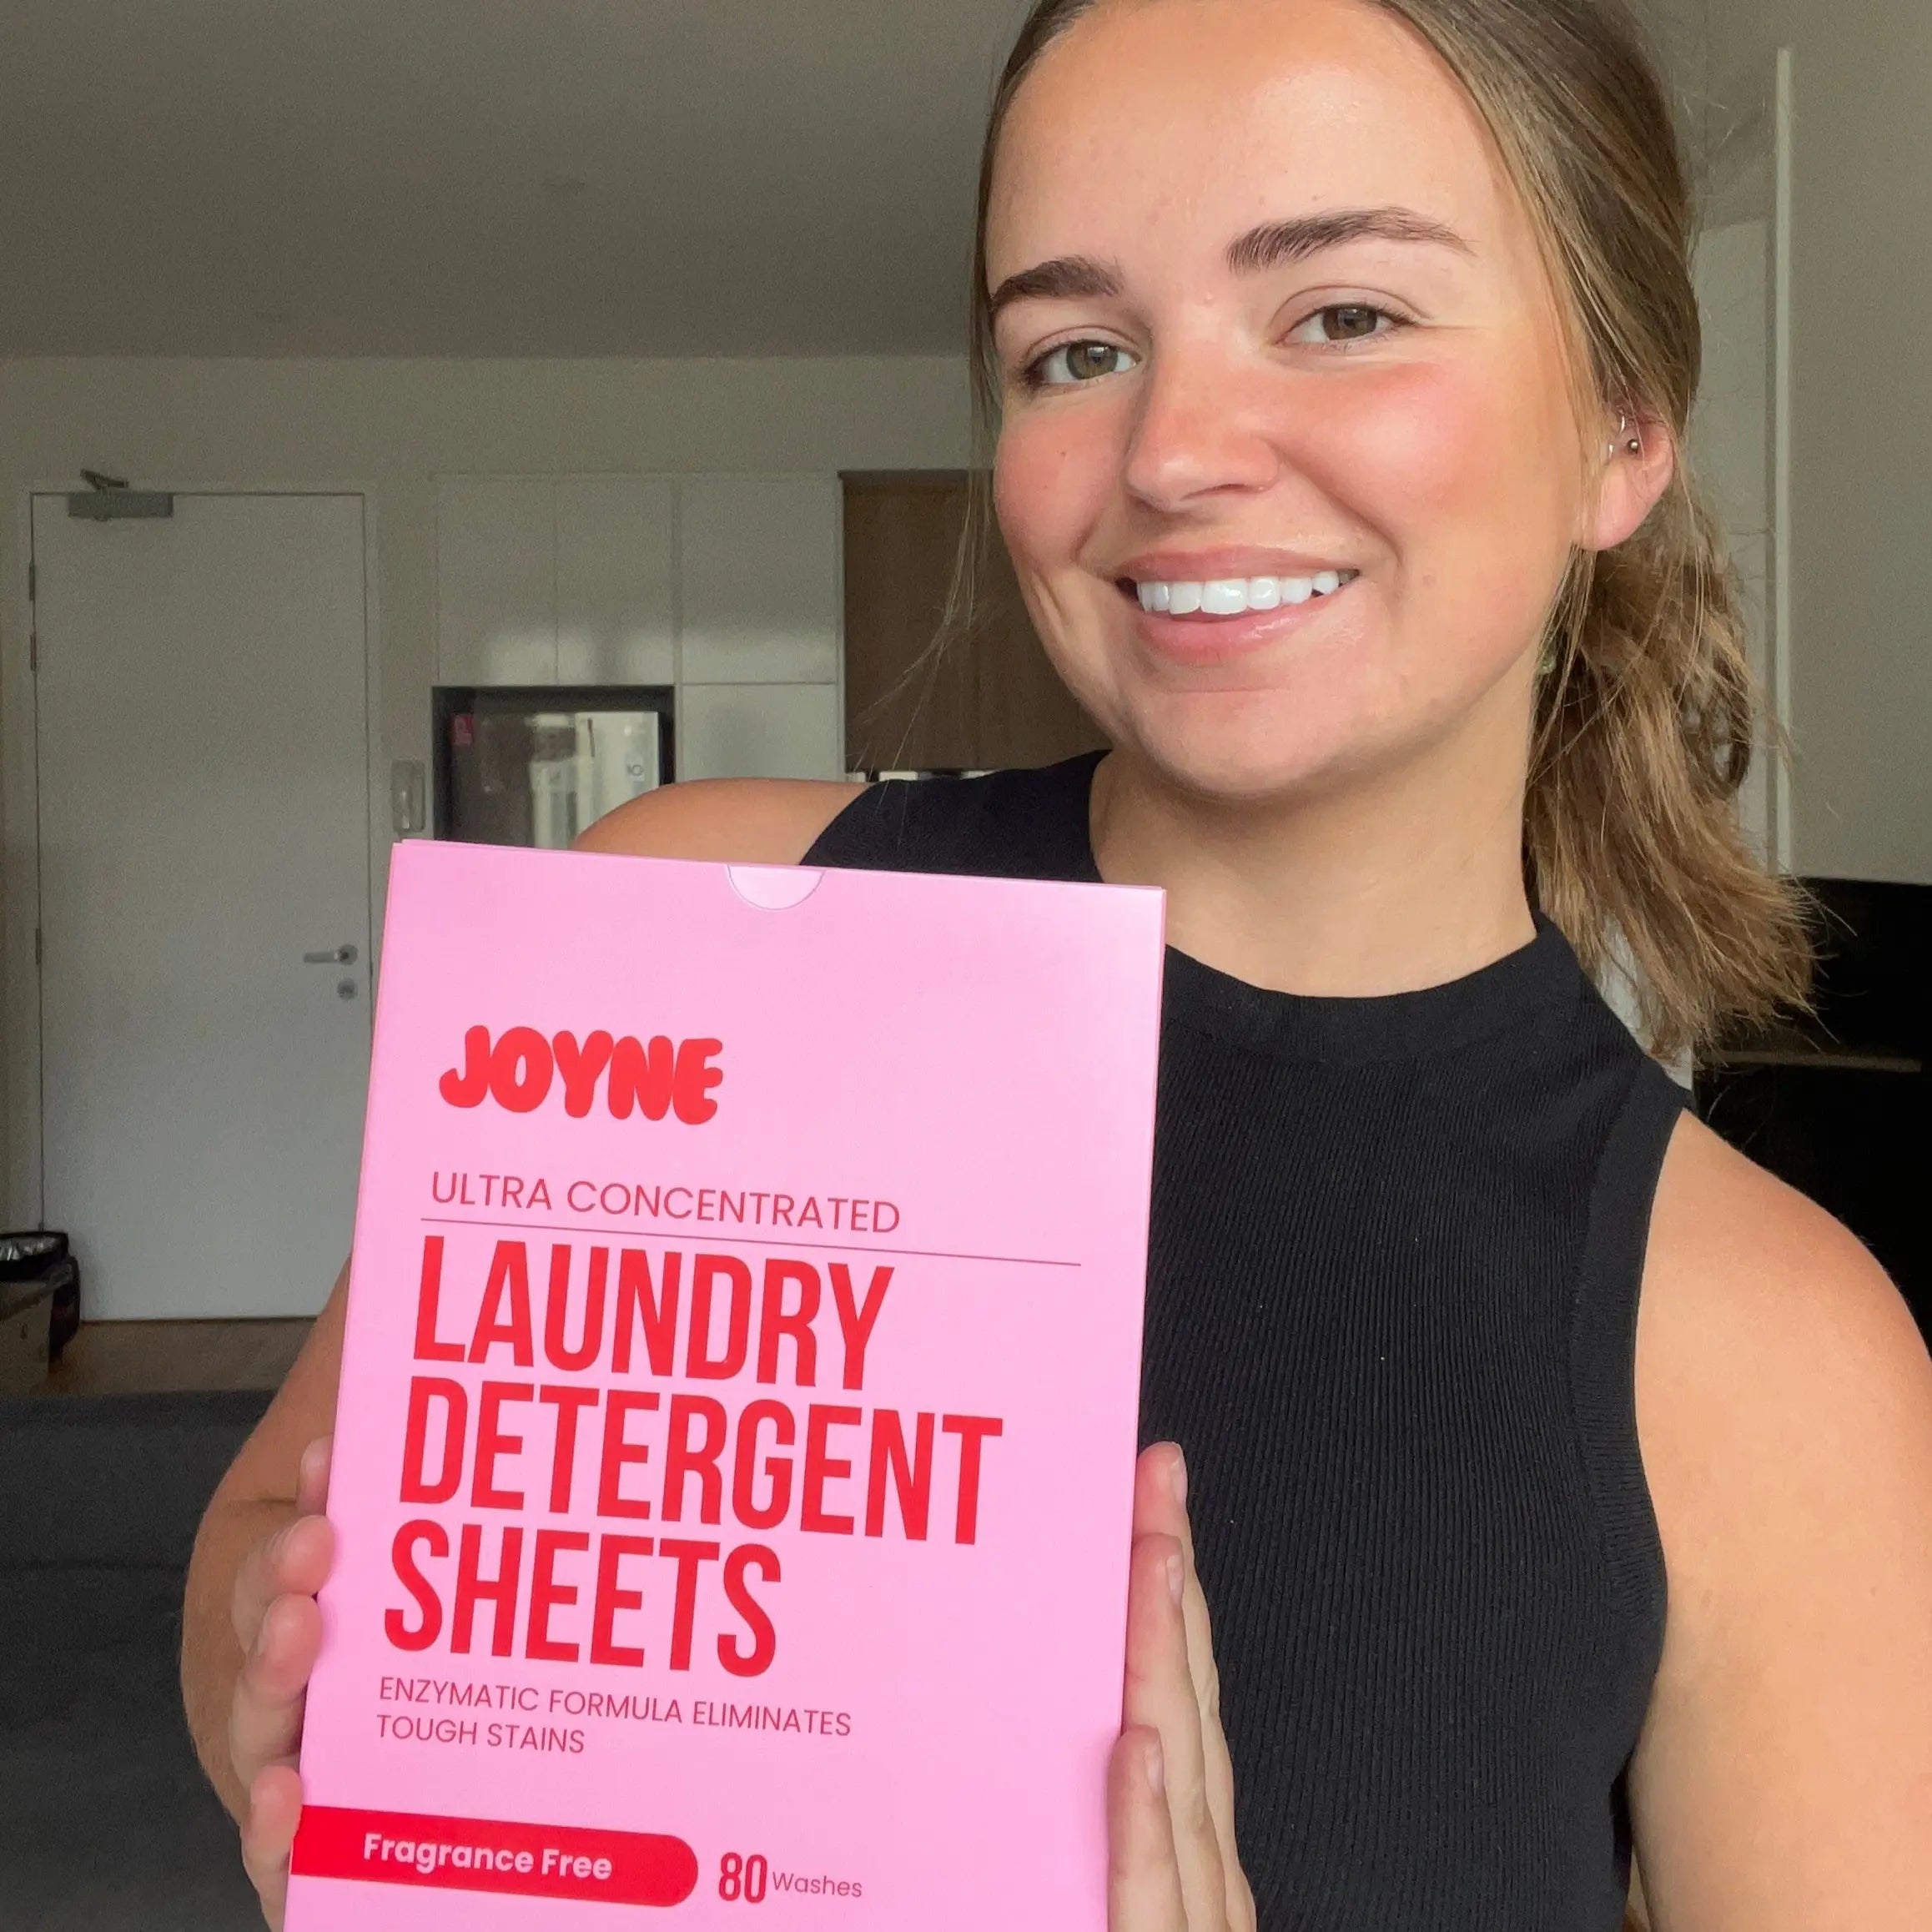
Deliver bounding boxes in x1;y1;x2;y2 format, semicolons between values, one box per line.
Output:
228;1434;335;1929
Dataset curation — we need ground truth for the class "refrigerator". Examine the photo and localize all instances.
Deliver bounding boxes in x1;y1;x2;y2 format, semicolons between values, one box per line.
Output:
433;686;676;848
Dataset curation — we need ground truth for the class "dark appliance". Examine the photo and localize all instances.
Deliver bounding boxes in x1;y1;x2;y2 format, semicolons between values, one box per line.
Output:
434;686;675;849
1696;879;1931;1346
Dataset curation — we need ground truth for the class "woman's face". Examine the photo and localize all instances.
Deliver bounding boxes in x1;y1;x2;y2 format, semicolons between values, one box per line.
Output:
986;0;1638;803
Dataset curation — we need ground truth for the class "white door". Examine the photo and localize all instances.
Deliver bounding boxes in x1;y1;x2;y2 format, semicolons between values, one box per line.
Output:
32;492;372;1319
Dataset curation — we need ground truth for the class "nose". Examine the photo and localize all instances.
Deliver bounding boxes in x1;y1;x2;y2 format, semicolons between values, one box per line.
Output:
1120;336;1283;513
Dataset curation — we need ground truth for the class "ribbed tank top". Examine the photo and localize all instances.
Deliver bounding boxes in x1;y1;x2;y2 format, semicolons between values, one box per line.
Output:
803;754;1683;1932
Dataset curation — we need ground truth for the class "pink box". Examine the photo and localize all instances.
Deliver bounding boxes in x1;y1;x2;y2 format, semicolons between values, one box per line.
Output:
288;838;1165;1929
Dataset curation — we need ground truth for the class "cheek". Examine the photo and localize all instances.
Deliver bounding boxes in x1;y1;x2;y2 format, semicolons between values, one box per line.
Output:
1320;364;1479;513
994;411;1116;582
1304;359;1573;569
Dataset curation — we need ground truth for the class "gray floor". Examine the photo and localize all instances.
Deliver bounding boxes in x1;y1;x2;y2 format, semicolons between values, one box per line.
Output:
2;1391;273;1930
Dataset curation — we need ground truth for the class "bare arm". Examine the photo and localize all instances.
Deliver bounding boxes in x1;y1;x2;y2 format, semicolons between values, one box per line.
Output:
570;774;862;864
180;776;858;1919
1631;1116;1932;1929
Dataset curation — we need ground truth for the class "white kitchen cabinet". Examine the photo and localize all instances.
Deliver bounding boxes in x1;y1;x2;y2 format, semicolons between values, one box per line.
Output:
435;478;556;685
437;476;678;687
556;475;676;686
437;472;848;787
679;475;841;684
678;684;844;782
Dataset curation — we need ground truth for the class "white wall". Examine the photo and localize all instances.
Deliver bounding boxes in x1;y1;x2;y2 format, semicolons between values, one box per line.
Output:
1692;0;1932;885
1691;217;1774;860
0;353;974;1220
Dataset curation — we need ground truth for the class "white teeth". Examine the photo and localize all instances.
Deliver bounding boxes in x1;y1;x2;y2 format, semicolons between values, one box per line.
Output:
1132;569;1356;616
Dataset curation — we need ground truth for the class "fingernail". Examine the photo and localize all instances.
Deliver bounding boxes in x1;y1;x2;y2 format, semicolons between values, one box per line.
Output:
1145;1738;1165;1795
1170;1446;1187;1508
1165;1552;1184;1607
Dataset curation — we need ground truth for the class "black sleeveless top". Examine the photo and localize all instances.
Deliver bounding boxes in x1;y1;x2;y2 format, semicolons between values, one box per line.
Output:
804;755;1683;1932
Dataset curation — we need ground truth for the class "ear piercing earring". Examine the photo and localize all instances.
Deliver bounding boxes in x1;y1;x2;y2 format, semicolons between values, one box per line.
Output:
1607;412;1642;458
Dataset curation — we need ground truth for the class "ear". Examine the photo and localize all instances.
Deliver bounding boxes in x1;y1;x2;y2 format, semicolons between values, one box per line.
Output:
1585;411;1677;551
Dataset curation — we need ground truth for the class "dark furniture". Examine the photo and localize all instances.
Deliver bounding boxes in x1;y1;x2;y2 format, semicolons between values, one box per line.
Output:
1695;879;1931;1345
841;471;1106;774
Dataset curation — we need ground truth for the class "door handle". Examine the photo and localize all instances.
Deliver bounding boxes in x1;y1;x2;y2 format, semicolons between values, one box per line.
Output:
304;945;359;965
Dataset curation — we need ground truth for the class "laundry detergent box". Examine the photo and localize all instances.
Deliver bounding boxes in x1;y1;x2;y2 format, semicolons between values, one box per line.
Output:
287;836;1165;1930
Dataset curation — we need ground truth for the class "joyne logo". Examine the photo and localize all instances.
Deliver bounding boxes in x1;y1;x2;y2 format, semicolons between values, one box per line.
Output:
439;1026;724;1124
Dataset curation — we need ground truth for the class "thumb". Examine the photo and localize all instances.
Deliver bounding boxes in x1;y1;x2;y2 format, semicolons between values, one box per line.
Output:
295;1436;333;1517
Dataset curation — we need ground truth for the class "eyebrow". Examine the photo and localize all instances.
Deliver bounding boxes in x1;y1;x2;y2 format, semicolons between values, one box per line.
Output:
987;255;1124;320
988;205;1472;319
1226;205;1473;273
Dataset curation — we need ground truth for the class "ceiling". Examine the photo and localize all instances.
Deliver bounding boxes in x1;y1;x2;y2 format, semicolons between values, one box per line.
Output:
0;0;1031;357
0;1;1709;361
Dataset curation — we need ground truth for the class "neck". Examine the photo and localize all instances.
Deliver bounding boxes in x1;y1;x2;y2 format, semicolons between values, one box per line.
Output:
1089;726;1537;999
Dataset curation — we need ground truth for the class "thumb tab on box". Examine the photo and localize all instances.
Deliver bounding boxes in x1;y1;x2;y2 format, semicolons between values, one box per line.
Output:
727;867;824;912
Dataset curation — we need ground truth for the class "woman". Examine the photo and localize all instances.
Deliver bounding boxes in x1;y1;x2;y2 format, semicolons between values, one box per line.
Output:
184;1;1932;1925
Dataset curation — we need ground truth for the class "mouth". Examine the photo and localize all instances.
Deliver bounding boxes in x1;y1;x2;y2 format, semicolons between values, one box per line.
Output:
1117;568;1361;617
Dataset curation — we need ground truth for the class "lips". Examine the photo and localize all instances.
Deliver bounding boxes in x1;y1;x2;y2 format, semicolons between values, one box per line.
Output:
1100;552;1362;664
1130;570;1357;616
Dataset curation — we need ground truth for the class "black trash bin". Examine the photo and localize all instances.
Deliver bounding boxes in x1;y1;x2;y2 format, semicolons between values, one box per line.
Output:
0;1231;80;1361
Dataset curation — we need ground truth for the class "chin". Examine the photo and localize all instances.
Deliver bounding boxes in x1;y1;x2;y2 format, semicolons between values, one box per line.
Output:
1100;681;1403;806
1049;619;1397;801
1054;604;1539;810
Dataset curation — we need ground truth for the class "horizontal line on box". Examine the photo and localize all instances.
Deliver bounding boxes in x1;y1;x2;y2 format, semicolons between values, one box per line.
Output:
420;1215;1081;1270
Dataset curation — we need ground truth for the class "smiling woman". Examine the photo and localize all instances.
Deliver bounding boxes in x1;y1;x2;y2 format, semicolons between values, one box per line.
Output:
184;4;1932;1929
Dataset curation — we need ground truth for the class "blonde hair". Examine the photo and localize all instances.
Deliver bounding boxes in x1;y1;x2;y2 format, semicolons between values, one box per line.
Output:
956;0;1809;1059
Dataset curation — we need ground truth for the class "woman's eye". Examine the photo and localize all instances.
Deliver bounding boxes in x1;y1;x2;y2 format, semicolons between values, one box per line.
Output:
1027;341;1139;387
1290;304;1399;346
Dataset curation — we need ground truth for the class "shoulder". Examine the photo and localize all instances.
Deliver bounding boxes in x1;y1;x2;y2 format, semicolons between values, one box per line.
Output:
1638;1112;1932;1559
1638;1114;1930;1457
1628;1114;1932;1920
581;760;1104;883
572;777;864;865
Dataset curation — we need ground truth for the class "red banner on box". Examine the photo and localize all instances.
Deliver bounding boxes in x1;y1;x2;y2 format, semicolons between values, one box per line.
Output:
291;1804;699;1907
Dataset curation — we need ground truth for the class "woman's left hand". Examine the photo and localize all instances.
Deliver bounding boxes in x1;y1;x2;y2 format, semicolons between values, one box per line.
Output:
1109;1443;1257;1932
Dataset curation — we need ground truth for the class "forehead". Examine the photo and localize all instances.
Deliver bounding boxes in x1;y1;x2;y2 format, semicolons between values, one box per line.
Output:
986;0;1522;279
